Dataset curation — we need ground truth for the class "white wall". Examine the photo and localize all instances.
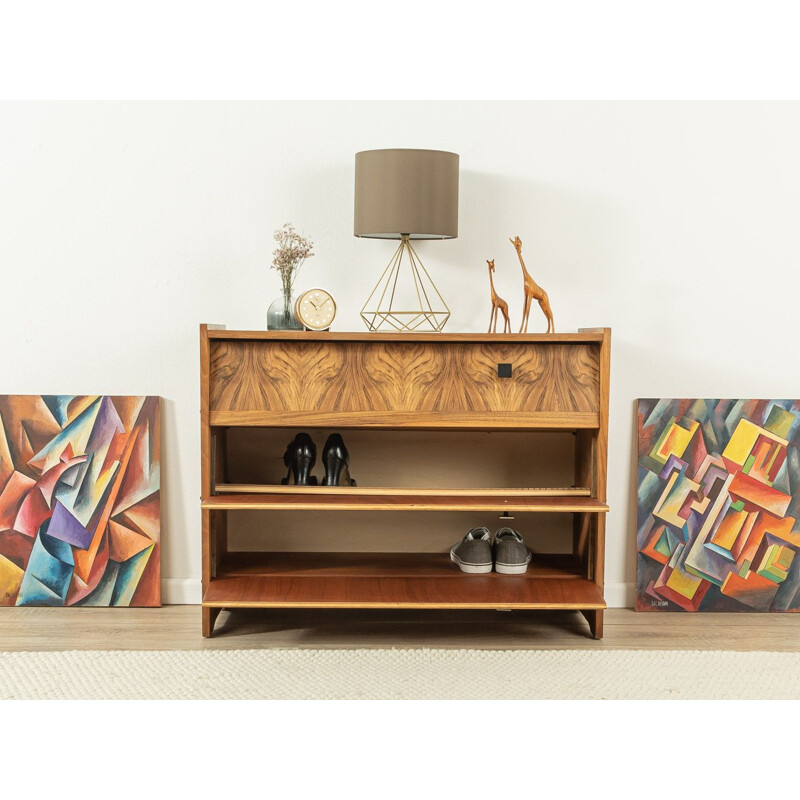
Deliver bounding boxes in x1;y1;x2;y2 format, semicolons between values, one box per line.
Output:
2;101;799;605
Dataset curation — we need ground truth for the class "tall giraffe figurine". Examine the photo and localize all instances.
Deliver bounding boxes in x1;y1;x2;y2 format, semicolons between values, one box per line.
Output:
509;236;555;333
486;259;511;333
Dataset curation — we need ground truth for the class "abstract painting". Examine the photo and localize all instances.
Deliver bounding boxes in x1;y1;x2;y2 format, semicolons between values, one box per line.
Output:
637;399;800;612
0;395;160;606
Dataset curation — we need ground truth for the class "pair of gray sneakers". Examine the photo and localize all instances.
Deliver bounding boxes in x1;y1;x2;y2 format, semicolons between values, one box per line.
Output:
449;527;531;575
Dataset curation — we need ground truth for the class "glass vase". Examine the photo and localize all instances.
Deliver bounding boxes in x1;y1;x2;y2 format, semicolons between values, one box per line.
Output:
267;287;303;331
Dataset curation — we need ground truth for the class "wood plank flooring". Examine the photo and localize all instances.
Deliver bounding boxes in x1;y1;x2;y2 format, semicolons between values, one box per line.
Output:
1;606;799;651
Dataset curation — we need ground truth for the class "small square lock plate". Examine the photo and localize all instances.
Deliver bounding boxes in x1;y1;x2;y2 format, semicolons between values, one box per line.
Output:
497;363;513;378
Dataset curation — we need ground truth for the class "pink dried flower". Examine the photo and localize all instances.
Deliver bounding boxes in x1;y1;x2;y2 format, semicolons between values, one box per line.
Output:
271;223;315;288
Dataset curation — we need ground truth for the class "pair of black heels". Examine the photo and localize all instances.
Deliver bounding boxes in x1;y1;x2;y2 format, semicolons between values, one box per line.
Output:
281;432;357;486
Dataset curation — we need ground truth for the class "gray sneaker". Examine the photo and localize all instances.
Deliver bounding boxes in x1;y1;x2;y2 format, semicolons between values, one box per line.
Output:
450;527;493;574
493;528;531;574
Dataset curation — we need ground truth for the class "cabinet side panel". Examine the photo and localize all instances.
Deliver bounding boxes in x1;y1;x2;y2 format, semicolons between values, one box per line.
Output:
593;330;611;595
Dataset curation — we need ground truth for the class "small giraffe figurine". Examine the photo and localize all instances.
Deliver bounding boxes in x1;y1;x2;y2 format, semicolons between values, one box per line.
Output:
486;259;511;333
509;236;555;333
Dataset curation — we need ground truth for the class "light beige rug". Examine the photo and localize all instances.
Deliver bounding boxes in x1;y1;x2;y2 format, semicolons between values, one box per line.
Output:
1;648;798;699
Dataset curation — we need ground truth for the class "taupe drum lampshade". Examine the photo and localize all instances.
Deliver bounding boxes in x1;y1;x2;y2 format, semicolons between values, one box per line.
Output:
355;147;459;333
354;149;459;240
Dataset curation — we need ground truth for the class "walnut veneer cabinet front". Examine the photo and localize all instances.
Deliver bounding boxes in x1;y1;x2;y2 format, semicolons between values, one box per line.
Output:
200;326;610;638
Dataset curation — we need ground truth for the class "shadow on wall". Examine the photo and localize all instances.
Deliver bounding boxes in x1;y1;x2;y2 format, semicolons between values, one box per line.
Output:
287;162;622;333
288;162;356;237
615;338;778;590
160;397;189;584
439;169;619;332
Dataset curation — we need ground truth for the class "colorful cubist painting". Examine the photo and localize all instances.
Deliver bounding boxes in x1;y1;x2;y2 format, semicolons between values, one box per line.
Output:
0;395;160;607
637;399;800;613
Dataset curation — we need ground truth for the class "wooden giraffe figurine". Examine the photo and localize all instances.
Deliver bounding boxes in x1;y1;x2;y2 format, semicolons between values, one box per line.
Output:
509;235;555;333
486;259;511;333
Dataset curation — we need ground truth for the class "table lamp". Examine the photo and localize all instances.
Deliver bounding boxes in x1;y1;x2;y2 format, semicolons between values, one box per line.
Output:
354;148;459;332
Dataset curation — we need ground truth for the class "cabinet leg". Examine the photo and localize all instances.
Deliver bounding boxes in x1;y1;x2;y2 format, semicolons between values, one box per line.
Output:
581;609;604;640
202;607;221;638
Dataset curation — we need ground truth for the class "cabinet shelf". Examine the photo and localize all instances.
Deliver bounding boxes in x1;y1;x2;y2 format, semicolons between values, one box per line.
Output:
216;485;592;496
209;410;601;429
207;330;607;343
202;489;609;513
203;552;606;610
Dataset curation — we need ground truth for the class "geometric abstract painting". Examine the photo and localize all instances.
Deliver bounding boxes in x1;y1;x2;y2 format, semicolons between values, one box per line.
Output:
0;395;160;606
637;399;800;612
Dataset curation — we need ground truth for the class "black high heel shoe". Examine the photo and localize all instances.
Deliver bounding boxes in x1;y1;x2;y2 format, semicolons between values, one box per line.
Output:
281;433;318;485
321;433;357;486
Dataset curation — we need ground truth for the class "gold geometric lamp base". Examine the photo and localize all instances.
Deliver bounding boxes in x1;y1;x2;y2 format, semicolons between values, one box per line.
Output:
360;236;450;333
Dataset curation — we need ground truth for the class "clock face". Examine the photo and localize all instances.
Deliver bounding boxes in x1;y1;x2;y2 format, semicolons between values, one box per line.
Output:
295;288;337;331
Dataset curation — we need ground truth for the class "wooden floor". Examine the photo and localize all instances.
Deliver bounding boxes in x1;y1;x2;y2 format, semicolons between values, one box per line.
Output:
1;606;799;651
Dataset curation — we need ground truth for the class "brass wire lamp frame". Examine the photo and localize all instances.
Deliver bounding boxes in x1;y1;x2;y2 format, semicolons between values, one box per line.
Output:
360;235;451;332
354;148;459;333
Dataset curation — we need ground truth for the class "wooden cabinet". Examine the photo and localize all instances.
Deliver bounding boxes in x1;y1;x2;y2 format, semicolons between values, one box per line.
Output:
200;326;610;638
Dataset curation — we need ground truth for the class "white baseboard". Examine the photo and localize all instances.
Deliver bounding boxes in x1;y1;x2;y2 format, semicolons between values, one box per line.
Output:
162;578;202;605
604;582;634;609
160;578;636;609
